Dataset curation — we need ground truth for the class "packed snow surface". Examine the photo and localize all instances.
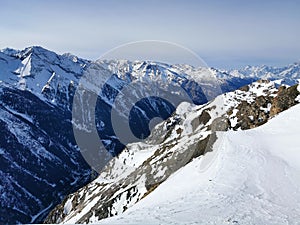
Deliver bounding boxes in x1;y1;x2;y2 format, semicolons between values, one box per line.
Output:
96;105;300;225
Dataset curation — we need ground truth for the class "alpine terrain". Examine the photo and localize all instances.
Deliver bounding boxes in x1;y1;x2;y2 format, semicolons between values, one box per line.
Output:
45;80;300;224
0;46;299;224
91;101;300;225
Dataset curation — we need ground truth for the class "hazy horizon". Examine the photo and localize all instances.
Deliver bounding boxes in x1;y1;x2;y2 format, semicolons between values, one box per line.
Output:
1;0;299;69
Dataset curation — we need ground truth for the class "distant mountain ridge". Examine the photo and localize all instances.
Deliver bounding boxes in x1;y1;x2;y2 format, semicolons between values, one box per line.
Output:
1;46;300;95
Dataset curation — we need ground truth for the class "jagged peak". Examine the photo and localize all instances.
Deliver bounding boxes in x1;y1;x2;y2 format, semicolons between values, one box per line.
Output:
0;46;87;65
0;46;57;62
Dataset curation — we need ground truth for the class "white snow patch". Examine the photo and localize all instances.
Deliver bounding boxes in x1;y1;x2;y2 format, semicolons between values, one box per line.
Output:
64;197;74;215
230;117;238;127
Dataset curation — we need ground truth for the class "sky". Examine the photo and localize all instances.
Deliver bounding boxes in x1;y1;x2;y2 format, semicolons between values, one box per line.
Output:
0;0;299;69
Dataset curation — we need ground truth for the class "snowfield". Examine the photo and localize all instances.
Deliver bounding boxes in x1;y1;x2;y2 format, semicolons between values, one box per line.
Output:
96;104;300;225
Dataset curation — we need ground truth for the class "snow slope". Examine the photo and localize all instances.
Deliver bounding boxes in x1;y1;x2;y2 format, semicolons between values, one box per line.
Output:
97;104;300;225
45;79;299;224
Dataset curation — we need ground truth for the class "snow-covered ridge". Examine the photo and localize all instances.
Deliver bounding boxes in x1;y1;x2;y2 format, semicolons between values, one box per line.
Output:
97;104;300;225
45;78;300;224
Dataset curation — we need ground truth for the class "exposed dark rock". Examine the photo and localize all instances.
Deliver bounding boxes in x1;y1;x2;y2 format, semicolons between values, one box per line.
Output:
210;117;231;131
191;110;211;131
270;85;299;117
239;85;250;92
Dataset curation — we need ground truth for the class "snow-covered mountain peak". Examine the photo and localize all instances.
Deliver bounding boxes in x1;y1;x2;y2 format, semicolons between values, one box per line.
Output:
1;46;53;60
0;46;89;94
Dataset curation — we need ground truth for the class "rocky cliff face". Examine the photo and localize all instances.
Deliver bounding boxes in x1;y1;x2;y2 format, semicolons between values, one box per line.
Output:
44;80;300;224
227;80;300;130
270;85;300;117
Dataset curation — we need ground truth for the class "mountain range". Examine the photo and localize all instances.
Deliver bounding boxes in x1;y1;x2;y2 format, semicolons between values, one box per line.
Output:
0;46;299;224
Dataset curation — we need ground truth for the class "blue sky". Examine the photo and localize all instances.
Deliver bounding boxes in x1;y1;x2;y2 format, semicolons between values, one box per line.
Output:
0;0;299;69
